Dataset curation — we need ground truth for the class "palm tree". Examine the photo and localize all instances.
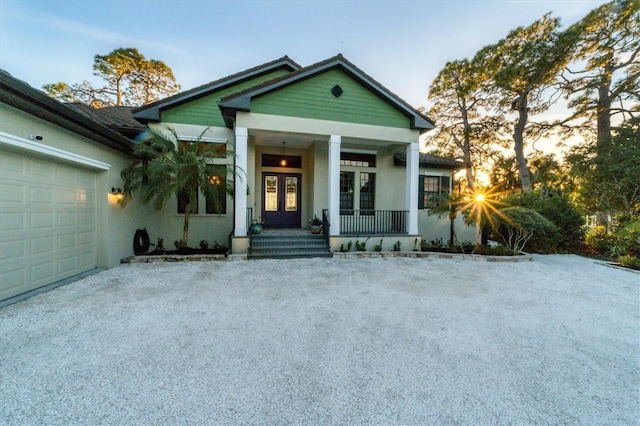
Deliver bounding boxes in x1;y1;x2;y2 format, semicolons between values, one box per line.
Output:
120;127;239;248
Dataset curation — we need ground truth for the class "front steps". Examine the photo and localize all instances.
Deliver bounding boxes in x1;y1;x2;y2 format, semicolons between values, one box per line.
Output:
249;231;332;259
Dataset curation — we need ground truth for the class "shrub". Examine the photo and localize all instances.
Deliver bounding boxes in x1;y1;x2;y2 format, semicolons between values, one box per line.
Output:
618;255;640;270
585;220;640;258
478;245;517;256
584;226;613;256
489;207;558;254
502;189;584;252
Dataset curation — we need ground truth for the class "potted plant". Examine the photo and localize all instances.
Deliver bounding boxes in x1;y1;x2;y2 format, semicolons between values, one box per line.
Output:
308;215;323;234
251;217;264;234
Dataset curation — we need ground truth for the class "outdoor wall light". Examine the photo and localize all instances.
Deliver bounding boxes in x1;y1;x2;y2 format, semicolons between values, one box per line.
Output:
111;187;124;202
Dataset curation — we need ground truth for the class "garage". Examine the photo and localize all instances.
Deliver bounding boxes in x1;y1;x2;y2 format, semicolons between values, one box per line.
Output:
0;149;98;301
1;69;138;305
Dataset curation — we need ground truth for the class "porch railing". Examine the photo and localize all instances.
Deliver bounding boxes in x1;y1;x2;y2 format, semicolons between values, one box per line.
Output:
322;209;330;247
247;207;253;254
339;210;408;235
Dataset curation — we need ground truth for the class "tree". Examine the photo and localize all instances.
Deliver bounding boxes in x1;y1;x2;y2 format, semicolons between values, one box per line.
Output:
42;81;111;108
475;14;581;192
565;117;640;220
426;58;508;193
562;0;640;152
44;47;180;107
120;128;238;248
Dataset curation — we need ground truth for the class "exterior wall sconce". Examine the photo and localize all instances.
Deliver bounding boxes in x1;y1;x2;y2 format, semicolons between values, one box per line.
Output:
111;187;124;202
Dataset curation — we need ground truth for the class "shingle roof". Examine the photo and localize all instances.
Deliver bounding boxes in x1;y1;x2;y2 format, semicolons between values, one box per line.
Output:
66;103;146;139
0;69;133;154
394;150;467;170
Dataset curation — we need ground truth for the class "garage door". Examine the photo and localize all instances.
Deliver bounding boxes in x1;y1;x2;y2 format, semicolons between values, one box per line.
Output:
0;149;97;302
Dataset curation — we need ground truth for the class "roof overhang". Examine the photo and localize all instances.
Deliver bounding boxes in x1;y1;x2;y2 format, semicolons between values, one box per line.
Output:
394;151;468;170
0;70;133;155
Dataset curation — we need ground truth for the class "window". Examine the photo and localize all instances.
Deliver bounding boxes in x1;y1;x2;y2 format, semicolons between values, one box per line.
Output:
262;154;302;168
205;165;226;214
359;172;375;213
340;171;354;213
177;165;228;215
419;175;450;209
340;152;376;167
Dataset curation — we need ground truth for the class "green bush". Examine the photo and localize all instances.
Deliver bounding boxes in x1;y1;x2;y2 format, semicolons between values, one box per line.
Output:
585;220;640;258
489;207;558;254
618;255;640;270
502;189;584;252
479;245;517;256
584;226;614;256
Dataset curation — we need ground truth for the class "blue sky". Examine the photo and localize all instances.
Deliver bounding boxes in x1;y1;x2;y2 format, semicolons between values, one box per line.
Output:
1;0;602;112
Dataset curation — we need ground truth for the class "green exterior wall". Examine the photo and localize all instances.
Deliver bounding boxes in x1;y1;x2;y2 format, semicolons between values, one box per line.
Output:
251;69;411;129
161;69;290;126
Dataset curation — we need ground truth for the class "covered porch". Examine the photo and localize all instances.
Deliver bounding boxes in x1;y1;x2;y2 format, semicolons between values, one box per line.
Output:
231;120;420;255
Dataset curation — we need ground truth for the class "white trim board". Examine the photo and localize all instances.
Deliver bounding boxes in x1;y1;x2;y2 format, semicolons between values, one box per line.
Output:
0;131;111;170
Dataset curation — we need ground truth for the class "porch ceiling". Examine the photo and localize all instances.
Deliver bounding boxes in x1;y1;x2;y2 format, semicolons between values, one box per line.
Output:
250;129;319;149
249;129;408;150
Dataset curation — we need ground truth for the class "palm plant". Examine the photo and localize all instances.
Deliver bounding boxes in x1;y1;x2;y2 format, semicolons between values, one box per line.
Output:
120;127;239;248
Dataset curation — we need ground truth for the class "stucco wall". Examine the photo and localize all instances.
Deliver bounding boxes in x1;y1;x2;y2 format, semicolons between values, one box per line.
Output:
142;122;236;249
0;103;149;268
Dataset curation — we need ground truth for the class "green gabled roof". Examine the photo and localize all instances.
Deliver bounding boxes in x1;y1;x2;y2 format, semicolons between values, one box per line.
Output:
132;56;301;122
218;54;435;132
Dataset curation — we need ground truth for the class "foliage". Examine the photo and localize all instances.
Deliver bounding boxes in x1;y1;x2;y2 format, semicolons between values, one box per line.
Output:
355;240;367;251
199;240;209;250
618;255;640;270
44;47;180;106
374;240;383;252
565;118;640;217
477;245;517;256
308;215;323;226
393;241;402;251
339;241;353;252
561;0;640;147
489;207;558;254
426;58;508;192
474;14;581;192
421;237;446;251
120;127;236;247
502;189;584;252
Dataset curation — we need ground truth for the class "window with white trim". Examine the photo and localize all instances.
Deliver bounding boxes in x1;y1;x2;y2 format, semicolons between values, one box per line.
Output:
419;175;450;209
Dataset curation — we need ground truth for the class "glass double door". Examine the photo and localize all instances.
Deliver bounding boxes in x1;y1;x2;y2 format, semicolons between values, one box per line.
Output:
262;173;301;228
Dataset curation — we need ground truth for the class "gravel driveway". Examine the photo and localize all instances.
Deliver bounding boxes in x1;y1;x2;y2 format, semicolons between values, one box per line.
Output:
1;255;638;424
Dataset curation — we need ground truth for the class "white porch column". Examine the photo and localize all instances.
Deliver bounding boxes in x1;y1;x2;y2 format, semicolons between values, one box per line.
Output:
234;127;248;237
406;142;419;235
328;134;341;236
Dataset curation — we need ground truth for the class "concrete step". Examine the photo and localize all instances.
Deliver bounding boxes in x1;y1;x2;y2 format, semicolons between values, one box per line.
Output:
249;250;333;259
249;233;331;259
251;240;327;248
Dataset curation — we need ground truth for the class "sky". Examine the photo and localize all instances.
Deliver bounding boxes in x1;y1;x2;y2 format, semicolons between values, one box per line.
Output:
0;0;604;152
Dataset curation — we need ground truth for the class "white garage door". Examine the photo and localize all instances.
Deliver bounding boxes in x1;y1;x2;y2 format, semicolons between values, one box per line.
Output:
0;149;97;302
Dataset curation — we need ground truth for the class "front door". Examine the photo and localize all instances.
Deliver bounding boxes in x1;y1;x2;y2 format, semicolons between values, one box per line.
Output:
262;173;302;228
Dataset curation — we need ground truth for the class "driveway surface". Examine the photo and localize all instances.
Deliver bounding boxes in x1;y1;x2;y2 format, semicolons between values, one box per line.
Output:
1;255;638;424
